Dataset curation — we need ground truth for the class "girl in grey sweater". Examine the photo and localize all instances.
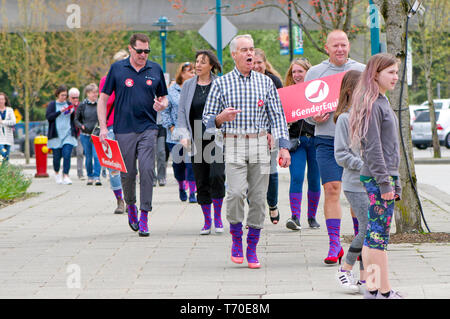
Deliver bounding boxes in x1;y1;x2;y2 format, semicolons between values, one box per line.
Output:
333;70;367;294
349;53;403;299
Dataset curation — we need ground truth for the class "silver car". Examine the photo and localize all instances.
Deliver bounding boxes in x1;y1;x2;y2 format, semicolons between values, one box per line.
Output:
411;109;450;149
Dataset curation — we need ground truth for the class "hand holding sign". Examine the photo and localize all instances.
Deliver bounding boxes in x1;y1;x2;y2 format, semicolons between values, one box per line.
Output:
99;127;108;144
312;111;330;123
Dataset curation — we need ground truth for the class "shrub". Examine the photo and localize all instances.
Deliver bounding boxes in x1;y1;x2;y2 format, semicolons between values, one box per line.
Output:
0;162;32;201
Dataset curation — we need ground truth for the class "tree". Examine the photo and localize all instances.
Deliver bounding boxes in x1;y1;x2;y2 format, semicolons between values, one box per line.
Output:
416;0;449;158
373;0;425;233
169;0;362;55
47;0;128;91
0;0;51;163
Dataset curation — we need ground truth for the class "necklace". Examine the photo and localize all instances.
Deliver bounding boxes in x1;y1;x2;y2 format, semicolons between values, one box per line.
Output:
197;83;211;95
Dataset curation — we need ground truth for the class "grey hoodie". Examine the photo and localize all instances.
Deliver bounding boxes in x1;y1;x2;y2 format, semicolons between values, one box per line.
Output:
360;94;402;197
305;59;365;137
334;112;365;192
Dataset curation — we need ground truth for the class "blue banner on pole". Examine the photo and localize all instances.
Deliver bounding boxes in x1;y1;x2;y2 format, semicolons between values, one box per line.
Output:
293;25;303;55
279;26;289;55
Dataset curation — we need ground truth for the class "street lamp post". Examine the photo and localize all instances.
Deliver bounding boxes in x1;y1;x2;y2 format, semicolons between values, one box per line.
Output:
369;0;381;55
153;16;174;73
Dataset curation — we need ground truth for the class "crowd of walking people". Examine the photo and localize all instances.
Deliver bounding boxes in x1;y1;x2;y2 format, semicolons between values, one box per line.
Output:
2;29;403;299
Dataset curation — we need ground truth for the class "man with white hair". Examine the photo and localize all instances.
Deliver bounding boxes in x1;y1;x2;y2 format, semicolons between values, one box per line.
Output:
203;34;291;269
68;87;84;180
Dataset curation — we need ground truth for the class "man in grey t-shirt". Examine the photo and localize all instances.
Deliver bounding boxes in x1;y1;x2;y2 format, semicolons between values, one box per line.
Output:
304;30;365;264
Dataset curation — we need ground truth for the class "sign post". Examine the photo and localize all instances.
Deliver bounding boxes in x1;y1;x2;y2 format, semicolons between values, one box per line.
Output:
199;12;237;74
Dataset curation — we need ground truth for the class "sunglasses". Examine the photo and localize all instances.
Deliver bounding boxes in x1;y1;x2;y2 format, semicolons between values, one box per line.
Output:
182;62;192;70
132;47;151;54
295;57;310;63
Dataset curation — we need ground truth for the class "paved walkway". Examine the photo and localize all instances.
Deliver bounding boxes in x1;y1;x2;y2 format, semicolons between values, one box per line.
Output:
0;162;449;299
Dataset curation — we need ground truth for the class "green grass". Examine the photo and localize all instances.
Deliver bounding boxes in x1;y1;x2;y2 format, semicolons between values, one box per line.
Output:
0;162;32;201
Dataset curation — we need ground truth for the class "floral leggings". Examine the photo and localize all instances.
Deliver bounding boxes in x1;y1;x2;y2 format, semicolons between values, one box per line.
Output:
362;176;396;251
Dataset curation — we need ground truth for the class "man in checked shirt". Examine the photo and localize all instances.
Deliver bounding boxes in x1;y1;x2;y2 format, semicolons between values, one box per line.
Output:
203;34;291;269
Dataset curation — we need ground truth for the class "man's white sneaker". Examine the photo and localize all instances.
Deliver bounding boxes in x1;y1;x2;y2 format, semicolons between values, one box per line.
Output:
62;176;72;185
336;267;359;293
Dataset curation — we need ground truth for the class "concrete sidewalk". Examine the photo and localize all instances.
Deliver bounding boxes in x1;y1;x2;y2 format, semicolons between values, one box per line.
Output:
0;166;449;299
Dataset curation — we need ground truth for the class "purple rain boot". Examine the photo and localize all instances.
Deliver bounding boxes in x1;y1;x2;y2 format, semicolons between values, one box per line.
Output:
246;227;261;269
138;210;149;237
127;204;139;232
200;204;212;235
188;181;197;203
229;222;244;264
212;198;224;233
324;219;343;264
307;191;321;228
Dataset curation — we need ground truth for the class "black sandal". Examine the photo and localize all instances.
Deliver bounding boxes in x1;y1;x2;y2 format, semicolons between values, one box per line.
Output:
269;206;280;224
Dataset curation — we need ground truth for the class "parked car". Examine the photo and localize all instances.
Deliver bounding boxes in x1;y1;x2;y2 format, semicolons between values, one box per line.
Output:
15;121;49;157
420;98;450;110
411;109;450;149
409;104;428;125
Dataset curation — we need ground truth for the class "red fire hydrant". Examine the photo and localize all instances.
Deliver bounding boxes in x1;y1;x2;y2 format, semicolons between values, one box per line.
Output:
34;135;49;178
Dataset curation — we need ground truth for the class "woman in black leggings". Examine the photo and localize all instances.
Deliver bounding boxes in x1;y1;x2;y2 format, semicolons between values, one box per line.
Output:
176;50;225;235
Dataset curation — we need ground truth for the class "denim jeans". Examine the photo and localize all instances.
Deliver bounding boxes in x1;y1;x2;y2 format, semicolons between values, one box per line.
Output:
266;150;278;209
52;144;73;174
0;144;11;161
289;135;321;193
107;127;122;190
80;134;100;179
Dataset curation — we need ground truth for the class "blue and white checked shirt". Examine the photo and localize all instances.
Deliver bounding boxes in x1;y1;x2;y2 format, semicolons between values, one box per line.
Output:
202;67;289;149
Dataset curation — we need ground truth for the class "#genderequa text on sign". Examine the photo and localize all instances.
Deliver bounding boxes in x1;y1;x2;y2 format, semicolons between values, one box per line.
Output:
278;72;346;123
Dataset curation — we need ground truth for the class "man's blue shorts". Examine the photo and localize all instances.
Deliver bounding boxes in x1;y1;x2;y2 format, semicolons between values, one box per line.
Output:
314;136;343;185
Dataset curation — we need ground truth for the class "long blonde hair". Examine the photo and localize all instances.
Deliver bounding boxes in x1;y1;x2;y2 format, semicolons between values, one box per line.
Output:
284;58;312;87
349;53;398;148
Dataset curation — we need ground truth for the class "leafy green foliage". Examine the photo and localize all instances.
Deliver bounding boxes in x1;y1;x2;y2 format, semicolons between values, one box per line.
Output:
0;162;32;201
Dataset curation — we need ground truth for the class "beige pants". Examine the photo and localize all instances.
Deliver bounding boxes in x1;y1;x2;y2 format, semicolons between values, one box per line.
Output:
224;135;271;229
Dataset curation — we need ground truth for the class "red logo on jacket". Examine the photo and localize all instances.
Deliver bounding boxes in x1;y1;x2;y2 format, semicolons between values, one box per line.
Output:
125;78;134;87
257;99;264;107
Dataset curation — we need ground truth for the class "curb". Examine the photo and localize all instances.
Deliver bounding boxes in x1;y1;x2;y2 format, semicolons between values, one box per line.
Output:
414;158;450;165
